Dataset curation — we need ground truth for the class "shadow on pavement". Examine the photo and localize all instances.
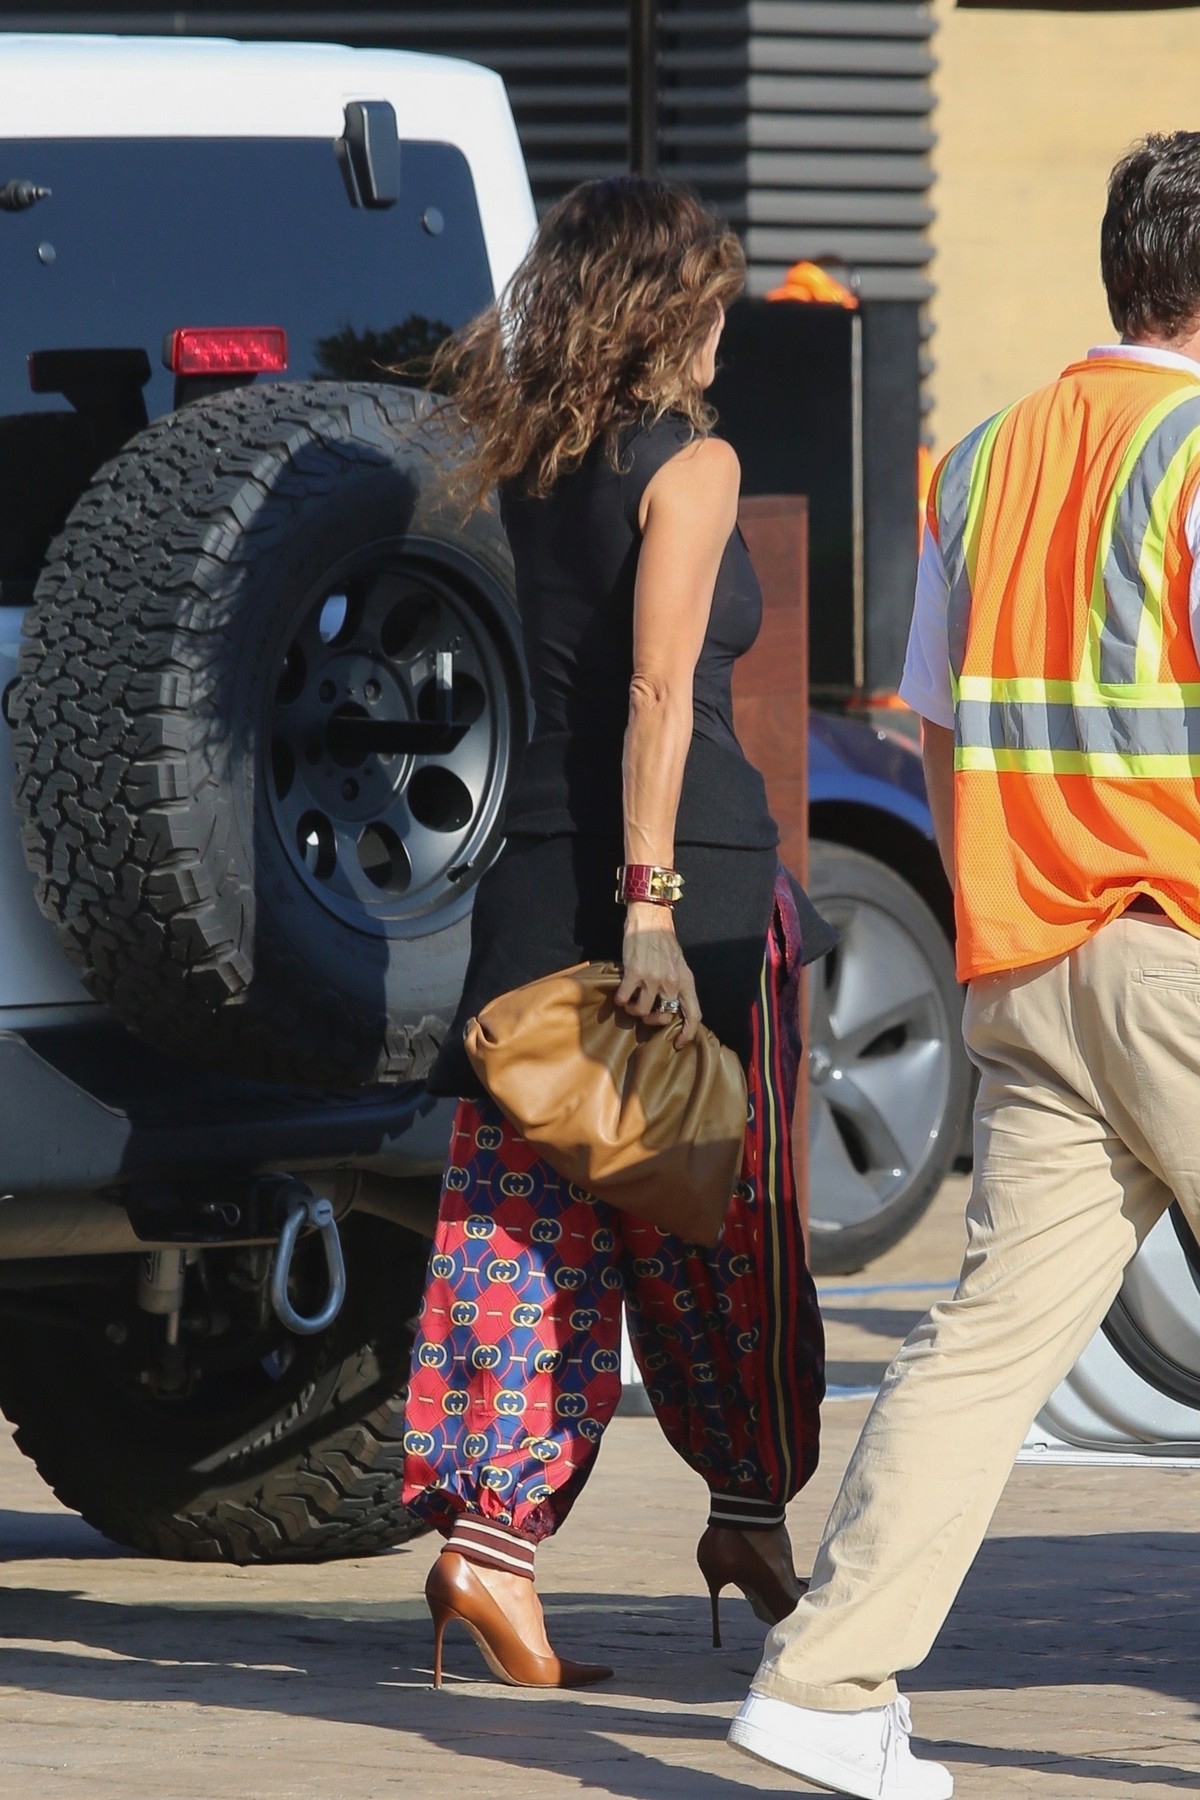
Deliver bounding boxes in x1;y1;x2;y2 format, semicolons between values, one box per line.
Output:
938;1737;1199;1789
0;1583;782;1798
817;1305;931;1387
824;1360;891;1387
817;1306;931;1346
0;1506;116;1561
913;1528;1200;1788
0;1527;1197;1791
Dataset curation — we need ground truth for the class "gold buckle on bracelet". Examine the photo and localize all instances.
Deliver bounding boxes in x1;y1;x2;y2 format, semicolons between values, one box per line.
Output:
615;864;685;905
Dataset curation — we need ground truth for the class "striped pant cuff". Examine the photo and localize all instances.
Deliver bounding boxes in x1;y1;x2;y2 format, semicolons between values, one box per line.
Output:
447;1515;537;1580
707;1492;786;1532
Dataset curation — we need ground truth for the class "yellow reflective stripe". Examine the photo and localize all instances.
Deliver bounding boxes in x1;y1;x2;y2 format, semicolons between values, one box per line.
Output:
955;746;1200;777
1084;389;1200;687
955;675;1200;708
962;407;1011;589
946;407;1013;702
929;451;949;526
1135;426;1200;685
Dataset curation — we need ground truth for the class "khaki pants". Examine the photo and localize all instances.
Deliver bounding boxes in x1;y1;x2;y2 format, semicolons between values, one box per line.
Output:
754;914;1200;1712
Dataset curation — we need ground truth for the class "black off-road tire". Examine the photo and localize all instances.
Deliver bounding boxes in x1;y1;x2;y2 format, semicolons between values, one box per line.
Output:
10;381;524;1089
0;1215;433;1563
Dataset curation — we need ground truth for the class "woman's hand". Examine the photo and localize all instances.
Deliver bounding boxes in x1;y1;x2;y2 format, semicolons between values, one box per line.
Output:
615;902;702;1045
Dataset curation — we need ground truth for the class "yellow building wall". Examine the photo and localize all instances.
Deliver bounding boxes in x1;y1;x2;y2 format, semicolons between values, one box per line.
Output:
929;0;1200;453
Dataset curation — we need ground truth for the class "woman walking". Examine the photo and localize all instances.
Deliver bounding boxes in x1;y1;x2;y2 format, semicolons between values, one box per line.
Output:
402;176;831;1687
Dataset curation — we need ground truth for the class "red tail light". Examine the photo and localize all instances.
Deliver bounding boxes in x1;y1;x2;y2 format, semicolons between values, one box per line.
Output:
166;326;288;376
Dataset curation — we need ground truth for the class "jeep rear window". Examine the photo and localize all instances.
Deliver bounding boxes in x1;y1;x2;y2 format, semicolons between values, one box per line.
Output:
0;136;494;590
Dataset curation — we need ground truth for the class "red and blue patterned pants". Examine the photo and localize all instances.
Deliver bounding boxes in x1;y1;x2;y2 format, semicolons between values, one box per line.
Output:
402;876;825;1545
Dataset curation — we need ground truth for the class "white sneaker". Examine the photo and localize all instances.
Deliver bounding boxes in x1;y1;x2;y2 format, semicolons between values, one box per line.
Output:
728;1688;953;1799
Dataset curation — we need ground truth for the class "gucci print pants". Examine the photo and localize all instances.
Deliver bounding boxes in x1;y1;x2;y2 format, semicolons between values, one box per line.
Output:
402;877;825;1547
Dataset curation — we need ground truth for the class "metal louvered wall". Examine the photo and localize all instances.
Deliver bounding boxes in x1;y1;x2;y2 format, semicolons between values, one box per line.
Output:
744;2;935;302
12;4;936;301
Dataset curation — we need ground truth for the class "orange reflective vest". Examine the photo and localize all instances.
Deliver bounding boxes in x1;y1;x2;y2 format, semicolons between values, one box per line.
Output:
929;357;1200;980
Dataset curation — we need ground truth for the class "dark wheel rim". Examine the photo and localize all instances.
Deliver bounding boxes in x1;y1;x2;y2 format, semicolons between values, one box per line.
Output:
808;891;953;1230
266;535;518;938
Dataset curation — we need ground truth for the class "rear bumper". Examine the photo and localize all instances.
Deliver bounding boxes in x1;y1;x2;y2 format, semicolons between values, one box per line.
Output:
1;1020;456;1197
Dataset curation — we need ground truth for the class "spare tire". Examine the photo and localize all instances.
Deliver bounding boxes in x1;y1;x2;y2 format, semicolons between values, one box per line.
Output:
11;382;526;1088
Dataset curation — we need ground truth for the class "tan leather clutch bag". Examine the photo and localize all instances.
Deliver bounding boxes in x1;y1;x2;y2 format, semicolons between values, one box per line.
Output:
464;962;747;1248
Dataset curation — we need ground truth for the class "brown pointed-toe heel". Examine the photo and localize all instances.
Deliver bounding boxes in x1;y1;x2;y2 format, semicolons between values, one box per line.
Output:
425;1551;613;1689
696;1524;806;1649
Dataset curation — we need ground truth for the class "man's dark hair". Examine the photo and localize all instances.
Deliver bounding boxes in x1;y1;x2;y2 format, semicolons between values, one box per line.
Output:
1102;132;1200;340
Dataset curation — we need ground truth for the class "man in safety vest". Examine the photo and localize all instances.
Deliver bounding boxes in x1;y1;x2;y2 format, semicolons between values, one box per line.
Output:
727;132;1200;1798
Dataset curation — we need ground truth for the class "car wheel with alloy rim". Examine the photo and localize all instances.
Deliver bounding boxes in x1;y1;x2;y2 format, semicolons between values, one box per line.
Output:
805;839;971;1276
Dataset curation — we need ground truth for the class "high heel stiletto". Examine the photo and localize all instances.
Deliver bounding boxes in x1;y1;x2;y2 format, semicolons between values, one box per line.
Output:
696;1524;806;1649
425;1551;613;1689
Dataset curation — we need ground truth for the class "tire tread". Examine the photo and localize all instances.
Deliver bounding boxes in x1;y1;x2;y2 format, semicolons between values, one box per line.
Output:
10;382;487;1086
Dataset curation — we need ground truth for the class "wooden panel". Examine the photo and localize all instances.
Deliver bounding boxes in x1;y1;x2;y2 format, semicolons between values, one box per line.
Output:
733;494;808;885
733;494;810;1239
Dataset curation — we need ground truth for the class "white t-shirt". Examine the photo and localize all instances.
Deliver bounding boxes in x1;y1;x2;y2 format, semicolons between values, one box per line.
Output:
898;343;1200;729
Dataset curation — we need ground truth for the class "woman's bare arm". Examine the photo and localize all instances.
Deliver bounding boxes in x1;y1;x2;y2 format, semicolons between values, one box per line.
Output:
614;435;741;1041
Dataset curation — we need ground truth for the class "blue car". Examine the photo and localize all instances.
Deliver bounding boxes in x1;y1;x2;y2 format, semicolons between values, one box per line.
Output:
805;711;971;1275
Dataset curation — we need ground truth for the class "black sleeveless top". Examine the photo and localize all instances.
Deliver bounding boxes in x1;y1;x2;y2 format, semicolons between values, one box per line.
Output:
425;414;834;1099
498;414;779;849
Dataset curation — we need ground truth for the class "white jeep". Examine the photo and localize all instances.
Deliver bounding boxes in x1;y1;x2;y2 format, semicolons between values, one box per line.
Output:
0;32;534;1561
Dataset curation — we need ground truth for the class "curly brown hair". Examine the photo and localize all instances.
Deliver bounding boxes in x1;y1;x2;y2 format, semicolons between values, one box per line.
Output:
426;175;745;511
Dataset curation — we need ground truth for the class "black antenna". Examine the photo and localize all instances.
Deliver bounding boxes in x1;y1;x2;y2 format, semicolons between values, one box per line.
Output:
629;0;658;177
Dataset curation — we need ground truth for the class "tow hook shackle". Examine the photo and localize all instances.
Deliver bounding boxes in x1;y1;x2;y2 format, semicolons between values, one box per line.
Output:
268;1180;347;1336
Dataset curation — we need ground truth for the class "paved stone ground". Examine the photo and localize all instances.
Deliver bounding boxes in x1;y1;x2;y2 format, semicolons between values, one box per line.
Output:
0;1177;1197;1798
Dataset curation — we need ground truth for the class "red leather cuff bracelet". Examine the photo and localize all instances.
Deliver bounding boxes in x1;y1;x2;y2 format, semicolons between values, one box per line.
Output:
616;863;684;906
